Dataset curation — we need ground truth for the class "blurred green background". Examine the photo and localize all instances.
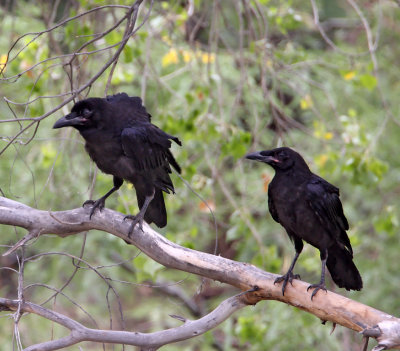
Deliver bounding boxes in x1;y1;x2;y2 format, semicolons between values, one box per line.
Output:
0;0;399;350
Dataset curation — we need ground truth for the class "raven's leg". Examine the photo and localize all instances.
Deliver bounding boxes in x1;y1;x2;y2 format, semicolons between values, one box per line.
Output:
124;188;155;235
274;237;303;296
84;176;123;219
307;248;328;300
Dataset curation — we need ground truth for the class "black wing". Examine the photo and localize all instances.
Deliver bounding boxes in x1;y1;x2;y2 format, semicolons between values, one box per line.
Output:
268;187;280;223
306;175;351;253
106;93;151;122
121;124;181;192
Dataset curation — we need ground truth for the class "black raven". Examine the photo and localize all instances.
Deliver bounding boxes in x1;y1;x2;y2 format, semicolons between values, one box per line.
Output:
246;147;362;299
53;93;181;234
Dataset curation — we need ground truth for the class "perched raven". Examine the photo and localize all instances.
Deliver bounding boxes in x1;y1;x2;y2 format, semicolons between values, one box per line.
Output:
246;147;362;299
53;93;181;234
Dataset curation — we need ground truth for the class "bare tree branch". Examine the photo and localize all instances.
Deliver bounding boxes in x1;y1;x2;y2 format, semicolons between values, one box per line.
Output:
0;196;400;350
309;0;371;57
1;5;130;73
0;293;247;351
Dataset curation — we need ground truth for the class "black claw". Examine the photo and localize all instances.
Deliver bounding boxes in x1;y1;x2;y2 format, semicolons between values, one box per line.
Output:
282;281;287;296
307;283;327;300
274;271;300;296
83;199;105;219
124;214;144;236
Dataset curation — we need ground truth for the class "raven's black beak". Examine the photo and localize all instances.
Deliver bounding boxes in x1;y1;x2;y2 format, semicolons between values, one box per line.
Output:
245;151;278;164
245;152;263;161
53;112;85;129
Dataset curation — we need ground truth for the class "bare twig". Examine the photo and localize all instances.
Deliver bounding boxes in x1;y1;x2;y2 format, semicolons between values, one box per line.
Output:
309;0;371;57
0;0;148;156
2;5;130;70
0;293;248;351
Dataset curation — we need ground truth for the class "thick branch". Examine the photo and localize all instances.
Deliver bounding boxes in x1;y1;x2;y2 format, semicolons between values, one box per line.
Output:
1;196;400;350
0;295;246;351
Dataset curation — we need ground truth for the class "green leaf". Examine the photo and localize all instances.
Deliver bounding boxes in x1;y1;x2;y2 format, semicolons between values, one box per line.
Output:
133;255;163;281
123;46;133;63
374;207;398;236
359;74;377;90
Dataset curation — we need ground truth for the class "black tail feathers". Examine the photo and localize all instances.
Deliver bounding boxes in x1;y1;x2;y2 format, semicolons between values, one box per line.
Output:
327;245;363;291
136;187;167;228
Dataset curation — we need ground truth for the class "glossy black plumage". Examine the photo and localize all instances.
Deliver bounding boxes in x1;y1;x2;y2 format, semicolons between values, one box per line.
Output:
53;93;181;233
246;147;362;299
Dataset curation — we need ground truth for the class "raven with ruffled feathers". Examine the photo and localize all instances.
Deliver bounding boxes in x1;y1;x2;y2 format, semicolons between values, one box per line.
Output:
54;93;181;234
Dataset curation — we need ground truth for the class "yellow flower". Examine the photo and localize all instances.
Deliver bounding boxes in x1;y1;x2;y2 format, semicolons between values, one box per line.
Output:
161;35;172;45
324;132;333;140
162;49;179;67
199;52;215;64
0;54;8;73
344;71;356;80
300;94;313;110
181;50;192;63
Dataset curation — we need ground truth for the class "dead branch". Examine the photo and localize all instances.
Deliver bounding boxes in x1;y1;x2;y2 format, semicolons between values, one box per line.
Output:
0;196;400;350
0;294;247;351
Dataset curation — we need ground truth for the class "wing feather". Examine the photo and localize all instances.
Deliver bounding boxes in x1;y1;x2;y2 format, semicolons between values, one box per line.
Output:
121;124;180;193
268;188;280;223
307;176;352;253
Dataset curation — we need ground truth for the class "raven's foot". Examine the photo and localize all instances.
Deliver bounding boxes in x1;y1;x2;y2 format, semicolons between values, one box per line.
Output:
124;213;144;236
274;272;301;296
83;198;105;219
307;282;327;300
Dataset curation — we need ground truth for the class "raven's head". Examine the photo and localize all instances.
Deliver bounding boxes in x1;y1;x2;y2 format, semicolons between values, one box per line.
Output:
53;98;106;131
245;147;309;172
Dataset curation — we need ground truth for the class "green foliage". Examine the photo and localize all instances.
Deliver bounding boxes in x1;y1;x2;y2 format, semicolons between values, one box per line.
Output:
374;206;399;237
133;254;165;281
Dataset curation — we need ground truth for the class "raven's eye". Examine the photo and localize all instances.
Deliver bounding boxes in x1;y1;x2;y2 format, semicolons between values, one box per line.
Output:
278;151;287;158
82;108;92;117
